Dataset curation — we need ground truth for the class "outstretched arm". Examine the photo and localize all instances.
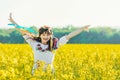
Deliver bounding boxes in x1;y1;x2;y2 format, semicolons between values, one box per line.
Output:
66;25;90;40
8;13;19;25
8;13;34;37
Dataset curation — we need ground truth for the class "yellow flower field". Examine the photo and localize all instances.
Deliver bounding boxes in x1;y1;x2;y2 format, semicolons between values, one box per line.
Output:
0;44;120;80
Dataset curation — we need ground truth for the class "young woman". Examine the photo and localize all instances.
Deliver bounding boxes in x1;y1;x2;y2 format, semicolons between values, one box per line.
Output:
8;13;90;75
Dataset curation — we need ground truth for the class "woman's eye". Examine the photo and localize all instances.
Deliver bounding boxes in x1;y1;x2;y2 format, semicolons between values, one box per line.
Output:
42;34;45;36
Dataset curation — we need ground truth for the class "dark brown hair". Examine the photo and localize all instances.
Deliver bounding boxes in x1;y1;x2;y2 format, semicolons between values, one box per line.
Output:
33;26;53;51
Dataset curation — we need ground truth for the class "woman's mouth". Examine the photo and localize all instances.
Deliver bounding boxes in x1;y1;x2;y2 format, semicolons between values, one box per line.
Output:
43;38;48;41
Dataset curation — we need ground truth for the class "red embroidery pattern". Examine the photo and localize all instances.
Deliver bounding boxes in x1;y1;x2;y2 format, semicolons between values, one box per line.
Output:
36;44;49;52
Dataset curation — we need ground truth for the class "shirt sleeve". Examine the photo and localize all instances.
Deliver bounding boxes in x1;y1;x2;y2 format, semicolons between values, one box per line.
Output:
57;35;69;47
23;35;36;46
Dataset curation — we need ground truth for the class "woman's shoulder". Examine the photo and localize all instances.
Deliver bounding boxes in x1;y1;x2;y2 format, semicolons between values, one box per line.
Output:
53;37;59;41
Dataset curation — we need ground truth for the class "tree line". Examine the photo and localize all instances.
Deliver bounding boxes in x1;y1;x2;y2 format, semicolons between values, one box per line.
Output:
0;25;120;44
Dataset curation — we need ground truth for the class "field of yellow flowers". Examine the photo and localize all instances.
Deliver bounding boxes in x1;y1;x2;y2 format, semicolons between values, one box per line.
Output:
0;44;120;80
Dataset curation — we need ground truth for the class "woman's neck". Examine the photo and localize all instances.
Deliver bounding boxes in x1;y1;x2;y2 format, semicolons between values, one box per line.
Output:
41;42;47;45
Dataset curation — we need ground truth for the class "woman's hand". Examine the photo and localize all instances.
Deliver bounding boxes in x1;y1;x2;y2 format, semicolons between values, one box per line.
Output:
8;13;18;25
82;25;90;32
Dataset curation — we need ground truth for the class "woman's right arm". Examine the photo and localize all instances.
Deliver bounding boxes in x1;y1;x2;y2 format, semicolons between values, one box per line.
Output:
8;13;34;37
8;13;36;45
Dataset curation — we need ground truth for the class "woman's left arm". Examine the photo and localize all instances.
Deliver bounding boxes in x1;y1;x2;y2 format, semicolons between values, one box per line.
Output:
66;25;90;40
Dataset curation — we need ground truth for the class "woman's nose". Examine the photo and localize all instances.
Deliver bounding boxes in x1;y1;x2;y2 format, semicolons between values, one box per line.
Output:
44;35;49;38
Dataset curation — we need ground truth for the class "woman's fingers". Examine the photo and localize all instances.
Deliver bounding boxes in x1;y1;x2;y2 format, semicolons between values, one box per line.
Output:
84;25;90;32
84;25;90;28
9;13;13;20
9;13;12;18
8;13;15;23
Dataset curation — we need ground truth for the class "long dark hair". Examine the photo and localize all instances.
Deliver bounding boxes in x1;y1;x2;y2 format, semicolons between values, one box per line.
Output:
33;26;53;51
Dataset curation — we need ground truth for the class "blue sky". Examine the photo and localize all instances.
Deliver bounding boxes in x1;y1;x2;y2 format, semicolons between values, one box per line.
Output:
0;0;120;29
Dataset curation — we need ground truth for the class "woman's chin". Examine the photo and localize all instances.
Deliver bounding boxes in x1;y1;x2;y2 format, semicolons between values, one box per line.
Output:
42;41;48;44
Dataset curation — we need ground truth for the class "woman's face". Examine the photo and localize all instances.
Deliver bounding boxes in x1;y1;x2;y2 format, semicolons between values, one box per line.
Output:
40;32;52;44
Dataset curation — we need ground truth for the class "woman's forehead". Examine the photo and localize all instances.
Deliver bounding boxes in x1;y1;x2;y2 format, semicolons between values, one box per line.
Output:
42;32;52;35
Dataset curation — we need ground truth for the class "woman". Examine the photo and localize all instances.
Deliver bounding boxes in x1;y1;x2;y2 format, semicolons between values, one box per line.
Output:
8;13;90;75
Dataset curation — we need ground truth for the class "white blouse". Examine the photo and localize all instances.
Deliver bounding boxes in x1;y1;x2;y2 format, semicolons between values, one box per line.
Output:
23;35;68;64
